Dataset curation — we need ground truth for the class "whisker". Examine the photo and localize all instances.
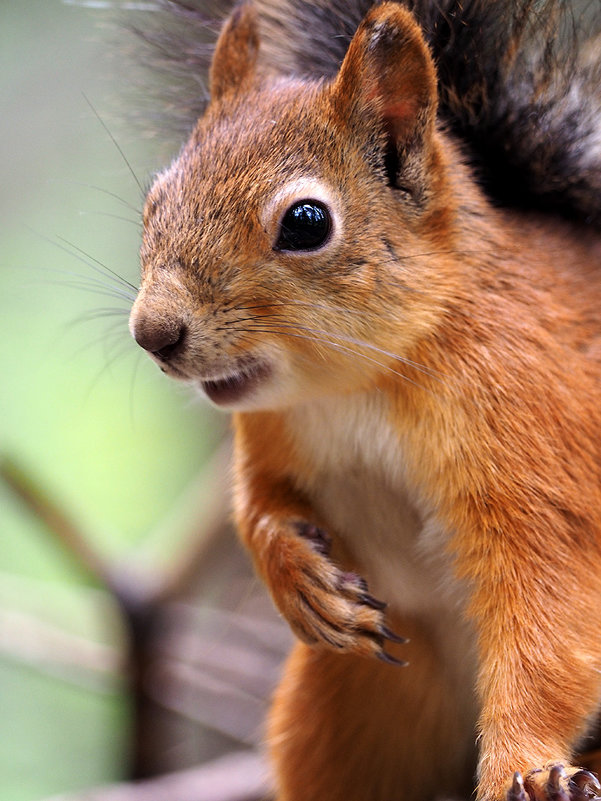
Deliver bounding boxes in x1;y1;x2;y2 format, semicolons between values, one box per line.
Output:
55;235;138;292
394;248;492;261
28;227;139;300
67;283;133;304
127;349;146;429
102;331;136;364
223;310;444;381
292;323;445;380
39;271;136;304
227;313;292;325
68;307;131;326
77;210;143;228
82;93;146;197
222;325;436;393
81;337;140;403
68;319;132;362
232;300;354;316
49;178;142;215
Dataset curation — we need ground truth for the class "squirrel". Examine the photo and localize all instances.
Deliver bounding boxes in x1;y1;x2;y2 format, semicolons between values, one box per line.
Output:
128;1;601;800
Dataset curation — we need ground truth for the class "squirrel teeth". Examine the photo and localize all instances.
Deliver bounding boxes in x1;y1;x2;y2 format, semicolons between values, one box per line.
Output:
200;360;272;406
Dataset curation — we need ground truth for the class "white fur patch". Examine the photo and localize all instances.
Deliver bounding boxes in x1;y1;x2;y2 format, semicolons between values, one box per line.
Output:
286;392;469;614
286;391;477;682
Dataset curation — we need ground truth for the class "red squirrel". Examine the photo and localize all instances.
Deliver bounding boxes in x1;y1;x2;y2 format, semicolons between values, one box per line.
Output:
129;2;601;799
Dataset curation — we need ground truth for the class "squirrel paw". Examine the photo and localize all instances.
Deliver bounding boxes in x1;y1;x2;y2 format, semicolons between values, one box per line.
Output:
269;520;407;664
506;765;601;801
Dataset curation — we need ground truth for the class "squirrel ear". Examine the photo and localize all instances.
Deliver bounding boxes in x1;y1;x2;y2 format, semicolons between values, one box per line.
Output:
332;3;438;194
210;2;259;101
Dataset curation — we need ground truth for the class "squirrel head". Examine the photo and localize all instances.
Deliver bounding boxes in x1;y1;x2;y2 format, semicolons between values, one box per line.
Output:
130;1;457;410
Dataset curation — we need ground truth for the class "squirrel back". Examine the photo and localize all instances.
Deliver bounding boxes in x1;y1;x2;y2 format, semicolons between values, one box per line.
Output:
141;0;601;225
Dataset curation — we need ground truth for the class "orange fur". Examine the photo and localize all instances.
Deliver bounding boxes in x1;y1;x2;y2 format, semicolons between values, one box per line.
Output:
130;3;601;799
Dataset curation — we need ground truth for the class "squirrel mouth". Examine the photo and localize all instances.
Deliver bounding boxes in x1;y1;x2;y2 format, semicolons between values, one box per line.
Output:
201;359;272;406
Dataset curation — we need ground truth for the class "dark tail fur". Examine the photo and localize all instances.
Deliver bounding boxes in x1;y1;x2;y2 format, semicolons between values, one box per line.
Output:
135;0;601;226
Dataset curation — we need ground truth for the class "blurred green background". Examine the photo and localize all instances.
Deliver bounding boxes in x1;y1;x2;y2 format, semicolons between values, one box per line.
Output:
1;2;222;798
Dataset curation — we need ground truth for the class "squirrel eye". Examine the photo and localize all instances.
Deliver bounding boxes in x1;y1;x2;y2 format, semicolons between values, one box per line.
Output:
275;200;332;251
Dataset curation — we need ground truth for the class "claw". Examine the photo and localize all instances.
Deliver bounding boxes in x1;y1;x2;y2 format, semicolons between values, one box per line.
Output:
295;522;331;555
569;770;601;801
358;592;387;611
351;574;370;593
380;624;409;644
547;765;569;801
340;571;369;593
377;650;408;667
507;772;528;801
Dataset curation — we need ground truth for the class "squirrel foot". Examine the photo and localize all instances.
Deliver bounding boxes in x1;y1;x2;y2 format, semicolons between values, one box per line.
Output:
269;520;407;664
506;765;601;801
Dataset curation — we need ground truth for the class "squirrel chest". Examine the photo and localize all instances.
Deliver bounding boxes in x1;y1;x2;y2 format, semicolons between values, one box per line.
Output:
281;392;469;618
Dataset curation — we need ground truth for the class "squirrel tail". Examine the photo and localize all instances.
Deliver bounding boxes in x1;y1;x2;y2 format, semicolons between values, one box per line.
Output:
136;0;601;226
417;0;601;226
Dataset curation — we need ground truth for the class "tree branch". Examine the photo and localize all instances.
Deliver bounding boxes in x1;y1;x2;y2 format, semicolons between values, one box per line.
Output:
0;454;115;590
40;750;272;801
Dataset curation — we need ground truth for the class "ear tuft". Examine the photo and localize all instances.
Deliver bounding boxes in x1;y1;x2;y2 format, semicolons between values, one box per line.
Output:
210;2;260;102
332;3;438;194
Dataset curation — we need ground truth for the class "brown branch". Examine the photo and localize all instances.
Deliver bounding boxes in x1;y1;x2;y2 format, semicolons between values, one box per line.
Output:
0;454;116;590
145;435;233;606
0;437;233;608
0;605;122;690
40;750;272;801
0;443;253;783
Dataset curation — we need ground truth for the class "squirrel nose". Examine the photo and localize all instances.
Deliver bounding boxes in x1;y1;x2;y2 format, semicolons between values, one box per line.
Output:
131;314;186;360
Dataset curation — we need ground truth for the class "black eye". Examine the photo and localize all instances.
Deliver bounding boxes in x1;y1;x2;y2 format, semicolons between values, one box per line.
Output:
275;200;332;251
